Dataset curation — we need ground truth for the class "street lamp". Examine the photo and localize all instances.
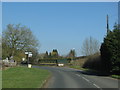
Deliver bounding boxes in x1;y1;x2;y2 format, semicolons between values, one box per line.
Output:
25;51;32;68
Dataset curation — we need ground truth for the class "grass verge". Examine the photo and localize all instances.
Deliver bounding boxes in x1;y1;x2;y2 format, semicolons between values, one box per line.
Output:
111;75;120;79
2;66;51;88
69;65;120;79
68;65;87;71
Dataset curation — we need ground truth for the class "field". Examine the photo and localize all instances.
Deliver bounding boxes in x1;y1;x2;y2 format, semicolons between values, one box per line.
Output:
2;66;51;88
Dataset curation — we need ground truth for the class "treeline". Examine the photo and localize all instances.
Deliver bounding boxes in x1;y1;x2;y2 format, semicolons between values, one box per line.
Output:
38;58;71;64
83;24;120;74
38;49;75;64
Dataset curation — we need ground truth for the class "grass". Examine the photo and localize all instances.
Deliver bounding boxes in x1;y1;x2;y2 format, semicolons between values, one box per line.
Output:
69;65;87;71
69;65;120;79
69;65;99;72
68;65;108;75
0;70;2;89
111;75;120;79
2;66;51;88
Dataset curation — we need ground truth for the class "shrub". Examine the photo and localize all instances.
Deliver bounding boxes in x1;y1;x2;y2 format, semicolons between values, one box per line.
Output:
82;53;102;71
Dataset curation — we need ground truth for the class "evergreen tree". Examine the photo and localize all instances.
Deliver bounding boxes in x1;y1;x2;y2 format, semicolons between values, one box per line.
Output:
44;51;48;58
68;49;76;60
51;49;59;58
100;24;120;74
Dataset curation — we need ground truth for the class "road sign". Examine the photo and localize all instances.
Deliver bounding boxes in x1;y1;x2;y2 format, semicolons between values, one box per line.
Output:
28;53;32;57
25;52;28;54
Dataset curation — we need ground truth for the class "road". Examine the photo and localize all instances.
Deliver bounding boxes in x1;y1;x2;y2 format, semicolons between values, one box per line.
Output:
33;66;119;89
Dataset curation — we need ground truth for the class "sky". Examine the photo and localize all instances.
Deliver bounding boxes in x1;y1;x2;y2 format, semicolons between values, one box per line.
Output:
118;1;120;24
2;2;118;56
1;0;119;2
0;1;1;60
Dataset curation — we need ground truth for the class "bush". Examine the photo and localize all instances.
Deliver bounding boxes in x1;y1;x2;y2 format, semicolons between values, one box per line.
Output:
13;51;25;63
82;53;102;71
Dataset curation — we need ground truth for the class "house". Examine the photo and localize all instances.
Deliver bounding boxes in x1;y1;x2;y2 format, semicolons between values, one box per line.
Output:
2;58;17;67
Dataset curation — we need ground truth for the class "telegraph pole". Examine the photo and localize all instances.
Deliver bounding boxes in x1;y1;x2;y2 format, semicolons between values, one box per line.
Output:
107;15;110;34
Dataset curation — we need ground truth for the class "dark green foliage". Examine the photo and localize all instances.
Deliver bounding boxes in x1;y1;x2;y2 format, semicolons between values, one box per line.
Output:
44;51;49;58
51;49;59;58
38;58;57;64
38;57;71;65
100;24;120;74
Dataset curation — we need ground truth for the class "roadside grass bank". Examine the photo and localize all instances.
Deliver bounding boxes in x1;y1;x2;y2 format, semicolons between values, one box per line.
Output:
0;70;2;90
68;65;100;73
68;65;86;70
37;64;57;67
68;65;120;79
111;75;120;79
68;53;120;79
2;66;51;88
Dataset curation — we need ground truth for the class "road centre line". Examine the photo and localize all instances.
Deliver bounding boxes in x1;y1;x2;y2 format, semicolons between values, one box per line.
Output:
93;83;100;88
82;77;101;89
82;77;90;82
75;74;101;89
75;74;90;82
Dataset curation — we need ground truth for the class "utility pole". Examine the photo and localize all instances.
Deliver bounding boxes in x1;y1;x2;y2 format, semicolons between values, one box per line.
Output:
107;15;110;34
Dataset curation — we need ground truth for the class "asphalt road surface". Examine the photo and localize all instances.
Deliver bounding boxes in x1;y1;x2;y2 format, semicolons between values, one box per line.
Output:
33;66;119;89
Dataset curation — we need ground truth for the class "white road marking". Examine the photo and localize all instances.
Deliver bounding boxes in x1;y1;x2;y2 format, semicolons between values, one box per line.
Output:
93;83;100;88
76;74;90;82
82;77;90;82
75;74;101;89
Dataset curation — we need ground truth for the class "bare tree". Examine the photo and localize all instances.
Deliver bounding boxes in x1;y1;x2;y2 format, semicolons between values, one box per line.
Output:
81;36;100;56
2;24;39;58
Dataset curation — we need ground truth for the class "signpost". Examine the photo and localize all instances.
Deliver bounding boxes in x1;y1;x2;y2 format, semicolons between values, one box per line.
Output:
25;51;33;68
